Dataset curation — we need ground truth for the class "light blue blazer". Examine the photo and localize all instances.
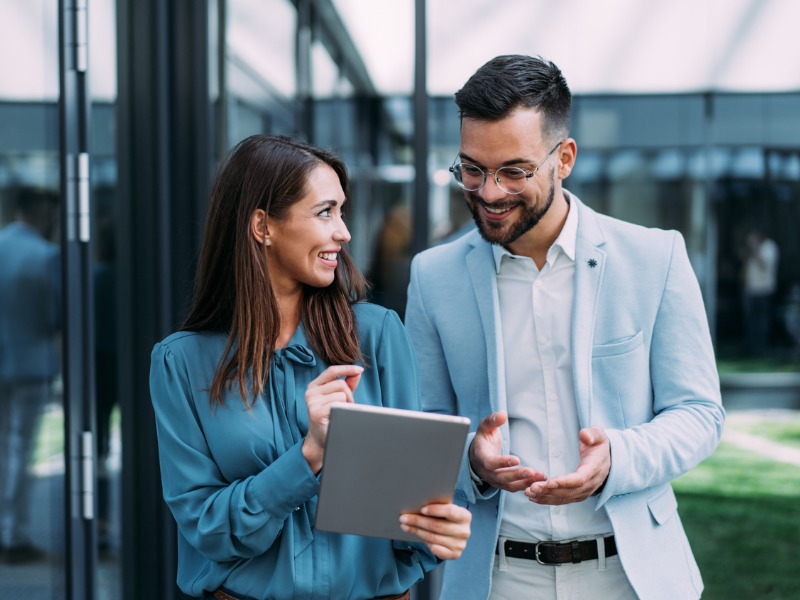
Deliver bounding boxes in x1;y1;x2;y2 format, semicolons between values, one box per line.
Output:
405;193;725;600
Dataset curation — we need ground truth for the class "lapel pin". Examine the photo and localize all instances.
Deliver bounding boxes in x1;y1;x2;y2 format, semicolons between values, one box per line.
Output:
587;258;598;268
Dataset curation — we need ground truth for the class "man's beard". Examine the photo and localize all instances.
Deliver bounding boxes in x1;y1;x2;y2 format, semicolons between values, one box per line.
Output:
467;175;555;247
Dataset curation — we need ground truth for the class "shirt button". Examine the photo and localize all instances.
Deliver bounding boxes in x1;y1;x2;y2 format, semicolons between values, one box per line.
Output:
539;336;548;345
293;507;300;512
549;393;558;401
553;506;562;514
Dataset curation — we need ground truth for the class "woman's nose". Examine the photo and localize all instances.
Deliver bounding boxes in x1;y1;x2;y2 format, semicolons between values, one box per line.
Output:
334;218;351;243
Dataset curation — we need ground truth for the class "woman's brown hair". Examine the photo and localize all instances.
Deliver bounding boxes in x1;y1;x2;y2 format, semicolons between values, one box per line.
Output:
182;135;368;406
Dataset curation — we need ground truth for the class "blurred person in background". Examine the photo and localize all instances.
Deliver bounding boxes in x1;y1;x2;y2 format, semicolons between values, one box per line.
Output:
0;186;60;564
405;55;725;600
782;283;800;361
740;226;780;358
368;200;412;319
149;135;470;600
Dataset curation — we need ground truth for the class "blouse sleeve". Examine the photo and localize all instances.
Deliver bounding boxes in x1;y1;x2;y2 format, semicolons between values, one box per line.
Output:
150;341;319;562
374;308;423;412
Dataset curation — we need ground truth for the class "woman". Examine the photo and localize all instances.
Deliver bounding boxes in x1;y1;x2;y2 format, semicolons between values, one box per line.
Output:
149;135;471;600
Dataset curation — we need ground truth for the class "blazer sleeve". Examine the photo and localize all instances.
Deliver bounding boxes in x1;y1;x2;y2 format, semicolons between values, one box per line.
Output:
150;341;320;562
596;232;725;505
405;256;492;505
404;256;458;417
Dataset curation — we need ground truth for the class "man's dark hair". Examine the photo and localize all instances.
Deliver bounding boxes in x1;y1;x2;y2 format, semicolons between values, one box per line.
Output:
13;186;58;217
454;54;572;142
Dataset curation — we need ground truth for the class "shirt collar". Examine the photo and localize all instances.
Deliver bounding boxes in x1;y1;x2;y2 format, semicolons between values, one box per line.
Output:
491;195;578;273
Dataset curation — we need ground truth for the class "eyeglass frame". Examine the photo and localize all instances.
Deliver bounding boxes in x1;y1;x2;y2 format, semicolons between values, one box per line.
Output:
448;140;564;195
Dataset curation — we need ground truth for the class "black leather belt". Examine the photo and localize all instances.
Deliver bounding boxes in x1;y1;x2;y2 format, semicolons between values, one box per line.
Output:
497;535;617;565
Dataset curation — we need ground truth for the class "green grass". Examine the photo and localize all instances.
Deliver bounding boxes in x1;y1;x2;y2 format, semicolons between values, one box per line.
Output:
727;419;800;450
674;442;800;599
33;404;64;465
716;357;799;374
33;404;121;467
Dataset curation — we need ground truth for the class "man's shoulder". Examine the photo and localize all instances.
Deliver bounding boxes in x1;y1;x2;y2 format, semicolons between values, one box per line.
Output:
413;227;483;268
0;223;56;254
583;204;679;254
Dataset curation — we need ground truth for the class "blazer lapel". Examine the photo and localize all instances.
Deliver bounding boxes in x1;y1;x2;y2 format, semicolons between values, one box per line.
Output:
572;199;606;427
465;232;505;415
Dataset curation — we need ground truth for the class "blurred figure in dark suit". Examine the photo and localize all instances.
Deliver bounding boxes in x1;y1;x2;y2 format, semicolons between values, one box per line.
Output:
0;186;60;564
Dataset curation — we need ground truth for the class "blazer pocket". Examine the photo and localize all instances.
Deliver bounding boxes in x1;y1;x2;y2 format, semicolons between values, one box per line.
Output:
647;485;678;526
592;331;643;358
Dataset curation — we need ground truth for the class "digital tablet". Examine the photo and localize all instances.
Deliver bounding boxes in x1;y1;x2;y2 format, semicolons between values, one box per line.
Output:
314;402;470;542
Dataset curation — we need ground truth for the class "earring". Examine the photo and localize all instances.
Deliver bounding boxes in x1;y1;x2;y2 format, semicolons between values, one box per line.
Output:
264;238;271;246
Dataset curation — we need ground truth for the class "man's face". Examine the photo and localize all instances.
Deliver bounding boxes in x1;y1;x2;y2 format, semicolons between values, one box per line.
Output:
459;108;560;247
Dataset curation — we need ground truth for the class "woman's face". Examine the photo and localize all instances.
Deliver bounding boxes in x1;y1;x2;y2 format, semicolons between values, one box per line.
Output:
265;163;351;296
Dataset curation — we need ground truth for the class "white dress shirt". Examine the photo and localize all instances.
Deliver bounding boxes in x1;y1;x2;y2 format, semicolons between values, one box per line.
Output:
493;200;613;542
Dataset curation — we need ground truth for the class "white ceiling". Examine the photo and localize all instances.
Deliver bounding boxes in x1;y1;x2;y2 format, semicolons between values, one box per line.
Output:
335;0;800;96
3;0;799;102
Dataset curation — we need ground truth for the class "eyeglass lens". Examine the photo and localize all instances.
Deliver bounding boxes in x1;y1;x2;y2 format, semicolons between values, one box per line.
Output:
454;164;529;194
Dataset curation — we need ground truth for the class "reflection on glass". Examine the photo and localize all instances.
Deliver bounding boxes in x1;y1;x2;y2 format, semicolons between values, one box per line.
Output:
226;0;297;146
92;183;122;589
0;188;64;588
0;0;66;595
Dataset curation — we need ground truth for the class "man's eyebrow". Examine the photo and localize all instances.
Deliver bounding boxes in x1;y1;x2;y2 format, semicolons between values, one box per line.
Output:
459;153;533;167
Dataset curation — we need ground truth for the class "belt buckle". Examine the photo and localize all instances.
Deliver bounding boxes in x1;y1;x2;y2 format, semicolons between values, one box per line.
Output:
534;541;551;565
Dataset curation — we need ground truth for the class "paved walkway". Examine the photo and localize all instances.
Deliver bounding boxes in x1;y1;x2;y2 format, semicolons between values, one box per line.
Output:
723;408;800;467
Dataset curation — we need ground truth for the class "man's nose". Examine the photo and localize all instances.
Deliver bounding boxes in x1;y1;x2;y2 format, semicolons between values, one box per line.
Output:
478;174;507;202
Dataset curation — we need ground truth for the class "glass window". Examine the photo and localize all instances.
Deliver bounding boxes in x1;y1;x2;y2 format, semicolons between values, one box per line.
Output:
0;1;65;593
90;0;122;593
225;0;297;148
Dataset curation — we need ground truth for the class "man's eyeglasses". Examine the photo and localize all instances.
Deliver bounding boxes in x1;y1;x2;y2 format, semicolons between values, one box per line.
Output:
449;140;563;195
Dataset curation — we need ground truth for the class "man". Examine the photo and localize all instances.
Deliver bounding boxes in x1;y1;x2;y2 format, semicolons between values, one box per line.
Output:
405;55;724;600
0;187;60;564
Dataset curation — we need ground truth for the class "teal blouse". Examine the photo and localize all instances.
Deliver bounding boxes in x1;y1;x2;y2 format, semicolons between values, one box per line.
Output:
149;303;438;599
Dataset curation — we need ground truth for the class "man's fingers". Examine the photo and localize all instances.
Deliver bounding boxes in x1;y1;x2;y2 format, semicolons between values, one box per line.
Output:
493;467;547;491
579;426;607;446
478;411;507;433
478;454;521;471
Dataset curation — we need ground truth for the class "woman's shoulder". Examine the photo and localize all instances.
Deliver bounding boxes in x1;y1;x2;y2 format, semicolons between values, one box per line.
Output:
152;329;228;363
353;302;408;348
352;301;400;327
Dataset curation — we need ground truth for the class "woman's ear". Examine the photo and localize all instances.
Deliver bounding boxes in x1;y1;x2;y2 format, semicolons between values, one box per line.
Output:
250;209;270;246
